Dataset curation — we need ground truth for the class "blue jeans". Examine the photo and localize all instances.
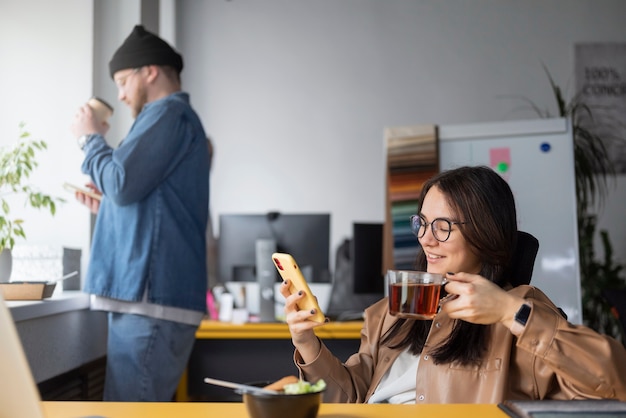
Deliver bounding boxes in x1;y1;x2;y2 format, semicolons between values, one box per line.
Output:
103;312;198;401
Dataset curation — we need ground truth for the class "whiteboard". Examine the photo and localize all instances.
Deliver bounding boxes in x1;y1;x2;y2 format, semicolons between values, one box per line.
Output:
439;117;582;324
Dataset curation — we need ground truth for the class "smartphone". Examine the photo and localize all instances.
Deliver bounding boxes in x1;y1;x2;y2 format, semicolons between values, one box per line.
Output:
271;252;326;323
63;182;102;201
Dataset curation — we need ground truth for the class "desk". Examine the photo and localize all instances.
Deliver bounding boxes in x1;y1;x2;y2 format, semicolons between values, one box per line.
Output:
9;292;107;393
185;320;363;401
42;401;508;417
195;318;364;339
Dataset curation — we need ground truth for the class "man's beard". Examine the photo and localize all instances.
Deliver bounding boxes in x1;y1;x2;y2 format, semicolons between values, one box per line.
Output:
131;86;148;118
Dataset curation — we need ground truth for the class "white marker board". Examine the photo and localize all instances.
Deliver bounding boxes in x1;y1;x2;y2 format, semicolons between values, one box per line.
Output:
439;117;582;324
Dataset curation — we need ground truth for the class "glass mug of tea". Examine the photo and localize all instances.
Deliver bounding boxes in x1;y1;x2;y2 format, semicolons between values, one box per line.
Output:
387;270;446;319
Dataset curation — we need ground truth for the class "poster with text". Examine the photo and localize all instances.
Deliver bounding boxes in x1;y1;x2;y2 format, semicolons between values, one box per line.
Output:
575;43;626;173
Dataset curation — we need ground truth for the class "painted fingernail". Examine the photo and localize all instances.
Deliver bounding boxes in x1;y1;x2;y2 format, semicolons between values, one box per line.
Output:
298;290;303;296
282;280;287;286
325;317;330;323
310;309;316;314
447;272;455;276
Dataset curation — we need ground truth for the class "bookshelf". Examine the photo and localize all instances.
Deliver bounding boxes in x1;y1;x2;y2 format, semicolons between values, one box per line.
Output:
383;124;439;272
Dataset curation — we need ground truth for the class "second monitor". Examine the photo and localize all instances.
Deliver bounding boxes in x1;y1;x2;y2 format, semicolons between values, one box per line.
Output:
218;212;331;284
218;212;331;321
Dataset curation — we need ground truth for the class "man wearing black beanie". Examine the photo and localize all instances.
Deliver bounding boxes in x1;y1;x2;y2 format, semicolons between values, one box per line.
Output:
70;25;210;402
108;25;183;79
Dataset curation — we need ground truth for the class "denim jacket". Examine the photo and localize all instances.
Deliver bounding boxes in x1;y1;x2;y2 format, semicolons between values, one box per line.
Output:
81;92;209;312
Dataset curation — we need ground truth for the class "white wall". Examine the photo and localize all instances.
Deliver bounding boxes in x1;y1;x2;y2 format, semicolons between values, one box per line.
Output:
0;0;167;282
176;0;626;270
0;0;94;277
1;1;625;283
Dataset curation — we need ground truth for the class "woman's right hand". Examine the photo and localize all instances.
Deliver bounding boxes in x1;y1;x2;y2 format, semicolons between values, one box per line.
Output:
279;280;324;363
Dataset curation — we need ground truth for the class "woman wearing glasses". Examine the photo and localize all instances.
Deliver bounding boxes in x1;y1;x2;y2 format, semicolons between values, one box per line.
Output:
280;165;626;403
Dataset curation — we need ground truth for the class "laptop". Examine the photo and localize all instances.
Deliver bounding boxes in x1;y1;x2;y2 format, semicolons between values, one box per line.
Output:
0;291;47;418
0;293;100;418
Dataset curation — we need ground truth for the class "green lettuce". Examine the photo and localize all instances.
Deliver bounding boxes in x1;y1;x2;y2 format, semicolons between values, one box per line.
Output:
283;379;326;395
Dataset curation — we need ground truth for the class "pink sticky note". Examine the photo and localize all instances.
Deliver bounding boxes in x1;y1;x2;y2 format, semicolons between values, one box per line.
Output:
490;147;511;174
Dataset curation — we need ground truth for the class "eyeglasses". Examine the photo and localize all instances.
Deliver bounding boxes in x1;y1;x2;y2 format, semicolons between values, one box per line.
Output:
410;214;467;242
114;67;142;88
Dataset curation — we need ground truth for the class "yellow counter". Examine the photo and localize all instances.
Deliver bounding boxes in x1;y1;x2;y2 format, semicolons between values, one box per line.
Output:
43;401;508;418
195;318;363;339
183;319;363;401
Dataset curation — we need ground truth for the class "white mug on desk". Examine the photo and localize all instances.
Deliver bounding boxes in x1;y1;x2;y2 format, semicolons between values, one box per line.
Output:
218;292;234;322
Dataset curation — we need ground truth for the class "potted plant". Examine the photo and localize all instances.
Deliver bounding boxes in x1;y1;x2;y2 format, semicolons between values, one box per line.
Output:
0;122;63;281
511;66;626;342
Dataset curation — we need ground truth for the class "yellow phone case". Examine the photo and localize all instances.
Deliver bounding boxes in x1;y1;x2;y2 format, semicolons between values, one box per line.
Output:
271;252;326;323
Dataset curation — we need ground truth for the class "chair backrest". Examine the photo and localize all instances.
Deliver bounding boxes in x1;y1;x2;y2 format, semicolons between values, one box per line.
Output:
506;231;540;287
601;288;626;346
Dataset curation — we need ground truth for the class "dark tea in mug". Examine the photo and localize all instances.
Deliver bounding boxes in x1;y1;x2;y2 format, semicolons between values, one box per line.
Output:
387;270;445;319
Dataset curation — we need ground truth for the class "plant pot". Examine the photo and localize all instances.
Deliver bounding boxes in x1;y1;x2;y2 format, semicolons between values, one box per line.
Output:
0;249;12;283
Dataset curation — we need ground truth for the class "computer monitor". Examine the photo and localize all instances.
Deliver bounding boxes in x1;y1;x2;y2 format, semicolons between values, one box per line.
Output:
352;222;384;294
326;222;385;319
217;212;331;284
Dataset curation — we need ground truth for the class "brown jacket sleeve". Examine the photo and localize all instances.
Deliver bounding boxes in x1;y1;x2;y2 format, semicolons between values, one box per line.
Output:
513;286;626;400
294;298;398;403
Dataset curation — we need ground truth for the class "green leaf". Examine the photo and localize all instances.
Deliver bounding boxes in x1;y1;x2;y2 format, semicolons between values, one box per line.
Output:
511;67;626;343
0;123;64;250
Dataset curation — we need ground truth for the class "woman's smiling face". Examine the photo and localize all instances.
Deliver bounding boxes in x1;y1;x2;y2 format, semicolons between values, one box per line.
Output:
418;186;482;275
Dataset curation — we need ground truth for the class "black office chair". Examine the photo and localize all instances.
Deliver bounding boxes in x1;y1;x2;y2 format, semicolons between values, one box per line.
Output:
601;288;626;346
506;231;540;287
505;231;570;320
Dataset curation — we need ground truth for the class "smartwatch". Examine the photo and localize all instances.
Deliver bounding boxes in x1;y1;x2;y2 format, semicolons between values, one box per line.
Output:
510;302;532;335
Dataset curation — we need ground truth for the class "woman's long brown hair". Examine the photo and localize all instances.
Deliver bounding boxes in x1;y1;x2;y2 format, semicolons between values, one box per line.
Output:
381;165;518;365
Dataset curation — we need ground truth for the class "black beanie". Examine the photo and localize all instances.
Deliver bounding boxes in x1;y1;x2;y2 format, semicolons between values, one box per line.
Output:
108;25;183;78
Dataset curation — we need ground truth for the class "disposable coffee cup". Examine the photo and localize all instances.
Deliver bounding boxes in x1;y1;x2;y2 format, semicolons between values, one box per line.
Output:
387;270;446;319
87;96;114;124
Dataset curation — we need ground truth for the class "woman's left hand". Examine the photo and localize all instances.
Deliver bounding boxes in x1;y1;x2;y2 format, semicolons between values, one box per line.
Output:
439;272;526;328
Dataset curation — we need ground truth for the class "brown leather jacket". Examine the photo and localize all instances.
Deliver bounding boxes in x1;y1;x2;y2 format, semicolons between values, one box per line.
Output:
295;285;626;403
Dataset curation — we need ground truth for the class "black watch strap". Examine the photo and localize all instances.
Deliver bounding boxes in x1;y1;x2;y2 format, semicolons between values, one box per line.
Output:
515;303;532;326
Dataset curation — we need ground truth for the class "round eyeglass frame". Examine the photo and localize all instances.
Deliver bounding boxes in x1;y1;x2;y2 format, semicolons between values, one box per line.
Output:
410;214;467;242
